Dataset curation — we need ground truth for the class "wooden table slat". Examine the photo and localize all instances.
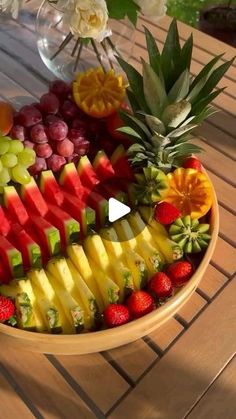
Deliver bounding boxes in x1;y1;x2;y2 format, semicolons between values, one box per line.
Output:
197;264;228;299
177;292;207;324
0;373;35;419
146;317;184;352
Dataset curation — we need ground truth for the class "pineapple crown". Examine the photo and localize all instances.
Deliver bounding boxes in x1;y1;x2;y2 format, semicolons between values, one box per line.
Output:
116;20;234;173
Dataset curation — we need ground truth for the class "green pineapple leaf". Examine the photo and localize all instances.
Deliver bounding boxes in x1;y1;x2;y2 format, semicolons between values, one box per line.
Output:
189;54;224;92
171;143;203;157
193;57;235;104
126;89;140;113
191;87;225;115
117;126;142;139
119;110;151;139
161;19;181;91
168;124;197;138
141;113;166;135
144;27;164;82
162;100;191;128
168;69;190;103
179;34;193;72
142;60;167;117
116;56;149;113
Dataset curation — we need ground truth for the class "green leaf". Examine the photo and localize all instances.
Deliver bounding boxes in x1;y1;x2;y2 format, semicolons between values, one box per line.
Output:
106;0;140;25
179;34;193;71
119;110;151;139
161;19;181;91
116;56;150;113
193;57;235;103
126;89;140;113
144;27;163;81
143;114;166;135
117;126;141;139
168;69;190;103
173;143;203;157
168;124;197;139
191;88;225;115
189;54;224;92
142;60;167;117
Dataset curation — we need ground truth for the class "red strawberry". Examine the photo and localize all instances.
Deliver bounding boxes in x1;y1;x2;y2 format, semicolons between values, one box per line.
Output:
148;272;173;299
154;202;181;225
166;261;193;287
103;304;130;328
0;296;15;322
183;157;202;171
126;291;154;319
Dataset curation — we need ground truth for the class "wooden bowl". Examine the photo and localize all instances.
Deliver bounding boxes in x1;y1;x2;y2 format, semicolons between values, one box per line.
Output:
0;177;219;355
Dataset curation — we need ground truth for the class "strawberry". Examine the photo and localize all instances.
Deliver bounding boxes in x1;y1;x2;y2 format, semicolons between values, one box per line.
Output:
0;296;15;322
126;291;154;319
148;272;173;299
103;304;130;328
154;202;181;225
183;157;202;171
106;104;133;148
166;261;193;287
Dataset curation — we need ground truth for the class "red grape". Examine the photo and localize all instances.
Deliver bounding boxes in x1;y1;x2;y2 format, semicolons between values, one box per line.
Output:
40;93;59;114
67;153;80;165
44;114;60;126
47;154;66;172
60;100;78;120
31;102;43;112
28;157;47;175
18;105;42;127
10;125;26;142
74;137;90;156
71;118;87;131
23;140;35;149
49;80;71;99
35;143;53;159
49;120;68;141
56;138;74;157
68;128;87;142
30;124;48;144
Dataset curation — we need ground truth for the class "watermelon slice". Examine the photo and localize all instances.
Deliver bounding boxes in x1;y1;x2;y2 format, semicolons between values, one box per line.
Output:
3;186;29;226
40;170;64;206
110;145;135;181
0;206;11;236
0;258;11;284
83;188;108;228
96;180;128;204
93;150;115;181
46;204;80;248
0;235;24;279
21;177;48;217
29;214;61;258
62;191;95;238
77;156;99;189
59;163;83;198
8;223;42;270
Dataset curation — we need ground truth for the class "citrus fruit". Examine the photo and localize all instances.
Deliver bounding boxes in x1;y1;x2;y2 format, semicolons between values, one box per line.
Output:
73;67;127;118
165;168;213;219
0;102;14;136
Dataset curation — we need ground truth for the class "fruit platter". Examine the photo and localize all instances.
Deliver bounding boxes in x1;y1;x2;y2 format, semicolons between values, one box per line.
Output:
0;21;229;355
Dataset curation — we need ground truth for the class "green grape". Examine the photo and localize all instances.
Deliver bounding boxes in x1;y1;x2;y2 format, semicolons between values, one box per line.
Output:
1;153;18;168
0;167;11;185
0;160;3;172
0;141;10;155
0;186;4;194
11;165;31;185
8;140;24;154
17;148;36;168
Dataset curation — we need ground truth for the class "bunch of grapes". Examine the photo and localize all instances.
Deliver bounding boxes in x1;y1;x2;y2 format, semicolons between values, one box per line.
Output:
0;136;35;191
10;79;117;176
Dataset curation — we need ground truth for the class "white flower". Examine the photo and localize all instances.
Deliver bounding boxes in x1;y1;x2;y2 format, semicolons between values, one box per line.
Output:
70;0;111;42
0;0;23;18
134;0;167;21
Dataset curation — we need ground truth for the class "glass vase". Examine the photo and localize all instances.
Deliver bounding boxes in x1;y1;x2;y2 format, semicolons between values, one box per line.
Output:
36;0;136;81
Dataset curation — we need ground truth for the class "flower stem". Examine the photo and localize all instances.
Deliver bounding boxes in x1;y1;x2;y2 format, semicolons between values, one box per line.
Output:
91;39;106;72
71;37;80;57
106;37;121;58
73;41;83;72
101;40;114;70
50;32;74;60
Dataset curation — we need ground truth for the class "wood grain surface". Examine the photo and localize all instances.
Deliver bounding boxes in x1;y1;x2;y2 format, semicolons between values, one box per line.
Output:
0;5;235;417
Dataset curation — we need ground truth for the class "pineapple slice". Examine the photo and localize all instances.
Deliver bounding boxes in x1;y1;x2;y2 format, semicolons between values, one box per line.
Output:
100;227;123;259
114;219;137;251
148;226;183;263
28;269;73;334
137;240;163;276
67;259;101;330
84;233;133;301
15;278;46;332
46;271;84;333
67;244;104;311
88;258;120;307
123;249;148;290
139;207;168;237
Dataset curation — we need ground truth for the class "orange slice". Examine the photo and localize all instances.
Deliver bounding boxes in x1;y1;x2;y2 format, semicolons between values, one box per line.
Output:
165;168;213;219
0;101;14;136
73;67;127;118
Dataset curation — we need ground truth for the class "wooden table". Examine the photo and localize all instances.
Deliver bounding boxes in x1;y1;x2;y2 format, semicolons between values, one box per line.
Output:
0;6;236;419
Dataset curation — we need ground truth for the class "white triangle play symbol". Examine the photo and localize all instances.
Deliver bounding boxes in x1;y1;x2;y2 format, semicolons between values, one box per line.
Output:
108;198;131;223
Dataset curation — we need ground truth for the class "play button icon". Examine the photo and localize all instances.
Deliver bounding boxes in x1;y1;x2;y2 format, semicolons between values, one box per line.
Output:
108;198;131;223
